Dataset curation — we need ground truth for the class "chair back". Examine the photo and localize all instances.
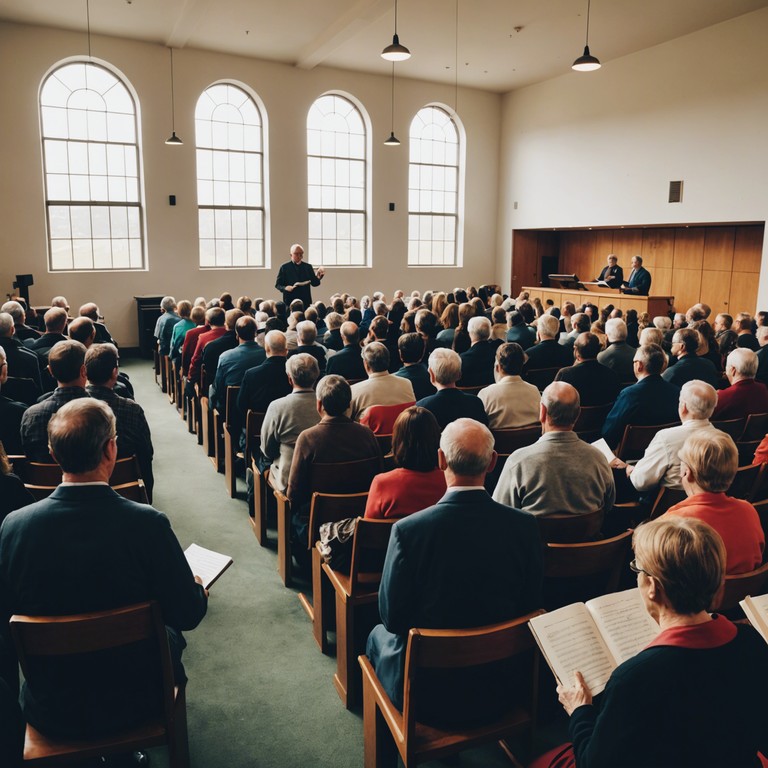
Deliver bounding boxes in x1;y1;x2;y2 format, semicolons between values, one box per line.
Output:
224;386;241;427
3;376;40;406
711;562;768;613
741;413;768;442
543;530;633;610
524;367;560;392
113;480;150;504
491;425;541;454
199;364;212;394
456;385;484;395
307;492;368;550
616;422;678;462
24;484;56;502
110;455;142;485
712;417;747;440
348;518;396;594
574;404;613;442
23;461;63;487
245;410;266;466
727;463;763;501
308;456;382;496
359;401;415;436
648;486;688;519
537;508;604;543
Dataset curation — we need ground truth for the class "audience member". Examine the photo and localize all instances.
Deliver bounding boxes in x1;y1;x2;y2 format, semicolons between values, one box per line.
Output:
211;316;265;413
597;318;636;382
756;326;768;385
1;301;40;342
559;312;590;351
0;312;42;395
0;444;33;526
364;406;446;519
555;332;621;406
349;342;415;422
458;316;499;387
365;418;542;714
714;312;738;358
180;308;211;377
79;303;115;345
67;316;95;348
662;327;719;388
323;312;344;351
394;333;435;400
735;312;760;351
171;302;200;366
200;308;243;389
0;399;208;740
478;342;540;429
153;296;181;356
493;382;614;515
0;348;26;456
416;348;488;429
325;321;366;380
20;340;89;461
187;307;228;388
287;320;327;373
663;431;764;574
602;344;680;448
712;348;768;420
524;314;571;370
436;303;460;347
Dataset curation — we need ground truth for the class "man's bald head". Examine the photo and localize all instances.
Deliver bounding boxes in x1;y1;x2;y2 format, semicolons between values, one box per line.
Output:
44;307;68;333
265;330;287;356
541;381;580;429
68;316;95;346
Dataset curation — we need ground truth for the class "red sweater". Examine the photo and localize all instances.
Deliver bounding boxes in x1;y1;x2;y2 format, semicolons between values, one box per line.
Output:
364;467;446;520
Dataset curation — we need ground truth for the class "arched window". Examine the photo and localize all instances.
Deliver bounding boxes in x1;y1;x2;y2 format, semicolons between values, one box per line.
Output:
195;83;267;268
307;94;369;266
40;61;144;271
408;106;461;266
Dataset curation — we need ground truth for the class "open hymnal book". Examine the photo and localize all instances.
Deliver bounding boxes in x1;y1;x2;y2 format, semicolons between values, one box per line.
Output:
591;438;617;464
185;543;233;590
740;593;768;644
528;588;660;696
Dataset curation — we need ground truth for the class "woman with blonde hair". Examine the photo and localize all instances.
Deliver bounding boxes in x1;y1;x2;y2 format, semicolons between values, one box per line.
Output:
451;302;475;355
534;516;768;768
431;291;448;321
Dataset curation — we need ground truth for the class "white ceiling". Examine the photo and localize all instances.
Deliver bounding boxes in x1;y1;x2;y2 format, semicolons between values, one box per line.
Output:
1;0;767;92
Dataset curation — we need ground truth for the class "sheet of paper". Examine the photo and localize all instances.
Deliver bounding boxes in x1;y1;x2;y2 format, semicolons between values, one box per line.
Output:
185;543;233;590
587;589;660;664
529;604;616;695
591;438;616;463
741;594;768;644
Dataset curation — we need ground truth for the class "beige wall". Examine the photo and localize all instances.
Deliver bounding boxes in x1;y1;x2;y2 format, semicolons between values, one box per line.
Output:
497;8;768;313
0;21;502;345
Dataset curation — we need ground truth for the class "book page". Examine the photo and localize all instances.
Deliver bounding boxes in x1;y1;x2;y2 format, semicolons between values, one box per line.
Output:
529;603;616;696
741;594;768;644
185;543;233;590
587;589;660;665
591;438;616;464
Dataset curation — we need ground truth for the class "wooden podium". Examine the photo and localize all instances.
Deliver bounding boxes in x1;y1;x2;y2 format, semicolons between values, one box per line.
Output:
522;286;674;317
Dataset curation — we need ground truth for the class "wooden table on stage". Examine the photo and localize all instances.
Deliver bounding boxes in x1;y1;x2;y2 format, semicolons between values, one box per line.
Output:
522;287;674;317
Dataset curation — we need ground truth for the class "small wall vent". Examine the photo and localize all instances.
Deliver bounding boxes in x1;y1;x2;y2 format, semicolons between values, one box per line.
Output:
668;180;683;203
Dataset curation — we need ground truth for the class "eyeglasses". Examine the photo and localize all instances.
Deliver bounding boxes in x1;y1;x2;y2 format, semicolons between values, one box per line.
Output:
629;558;650;576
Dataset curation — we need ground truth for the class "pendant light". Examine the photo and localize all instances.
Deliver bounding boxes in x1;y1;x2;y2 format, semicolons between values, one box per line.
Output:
165;48;183;145
572;0;601;72
381;0;411;62
384;63;400;146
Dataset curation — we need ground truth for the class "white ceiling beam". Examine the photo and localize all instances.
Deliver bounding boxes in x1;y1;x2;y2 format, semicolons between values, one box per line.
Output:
295;0;392;70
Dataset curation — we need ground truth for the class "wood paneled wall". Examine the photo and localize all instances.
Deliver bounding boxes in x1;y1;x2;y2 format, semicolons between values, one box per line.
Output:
512;224;764;315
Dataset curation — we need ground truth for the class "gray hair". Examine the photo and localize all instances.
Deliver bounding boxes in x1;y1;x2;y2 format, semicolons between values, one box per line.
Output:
316;374;351;416
296;320;317;345
0;313;13;337
0;301;24;325
653;315;672;330
537;314;559;340
265;330;287;355
160;296;176;312
286;353;320;389
373;301;388;316
326;312;344;330
680;380;717;420
48;398;116;474
541;382;580;427
634;343;665;376
428;348;462;385
605;318;627;342
440;418;495;476
640;327;664;347
468;316;491;341
363;341;390;373
727;348;758;379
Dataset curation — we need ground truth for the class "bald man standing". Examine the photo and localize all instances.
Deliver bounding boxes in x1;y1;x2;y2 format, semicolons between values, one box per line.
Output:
275;243;325;306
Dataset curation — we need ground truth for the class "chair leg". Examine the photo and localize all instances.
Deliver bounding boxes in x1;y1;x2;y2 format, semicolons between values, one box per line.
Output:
224;426;237;498
252;467;268;546
276;493;292;587
169;686;191;768
309;548;334;654
362;671;398;768
334;595;360;709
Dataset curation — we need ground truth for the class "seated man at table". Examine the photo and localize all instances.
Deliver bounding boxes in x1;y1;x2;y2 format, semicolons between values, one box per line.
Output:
0;398;208;740
366;418;542;715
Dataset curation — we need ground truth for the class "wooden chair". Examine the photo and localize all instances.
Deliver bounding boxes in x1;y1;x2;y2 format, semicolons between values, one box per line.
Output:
110;455;142;485
23;484;56;501
711;561;768;613
615;422;678;462
536;508;604;544
274;456;382;587
456;385;484;395
737;414;768;466
323;517;396;709
648;486;688;519
22;461;62;486
160;353;169;394
220;386;242;498
574;403;613;443
711;417;747;440
2;376;40;406
164;355;175;403
543;530;633;610
297;492;369;654
198;365;216;460
153;341;161;386
523;366;560;392
485;425;541;493
10;601;190;768
727;463;763;501
113;480;151;504
358;610;545;768
245;410;268;545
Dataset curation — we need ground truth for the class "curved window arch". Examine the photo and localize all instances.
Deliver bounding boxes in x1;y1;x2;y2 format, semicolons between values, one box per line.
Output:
40;60;144;271
307;93;369;266
195;82;268;268
408;105;462;266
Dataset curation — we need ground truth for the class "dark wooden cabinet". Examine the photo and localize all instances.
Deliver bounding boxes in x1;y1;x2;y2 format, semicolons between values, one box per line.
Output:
134;295;163;359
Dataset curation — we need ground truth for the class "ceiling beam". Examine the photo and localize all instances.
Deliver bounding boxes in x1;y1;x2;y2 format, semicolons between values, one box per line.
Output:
295;0;392;70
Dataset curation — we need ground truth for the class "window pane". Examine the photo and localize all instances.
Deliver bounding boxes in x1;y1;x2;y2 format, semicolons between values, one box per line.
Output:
306;94;369;266
41;62;144;270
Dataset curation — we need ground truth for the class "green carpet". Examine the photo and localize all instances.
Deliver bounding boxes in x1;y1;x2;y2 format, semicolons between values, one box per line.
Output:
125;358;565;767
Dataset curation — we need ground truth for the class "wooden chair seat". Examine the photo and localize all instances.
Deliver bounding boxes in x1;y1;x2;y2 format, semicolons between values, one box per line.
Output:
10;601;189;767
358;610;545;768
